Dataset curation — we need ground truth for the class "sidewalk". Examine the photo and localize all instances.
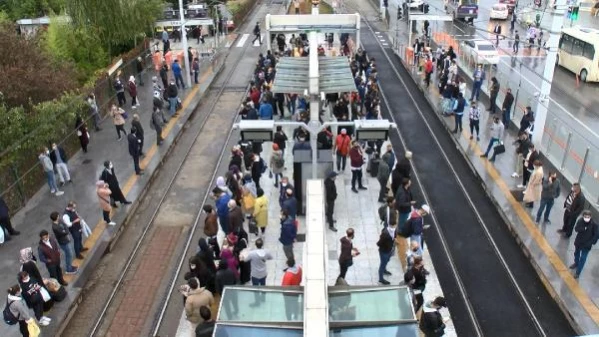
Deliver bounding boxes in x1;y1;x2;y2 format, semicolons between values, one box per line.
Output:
0;42;228;337
393;38;599;333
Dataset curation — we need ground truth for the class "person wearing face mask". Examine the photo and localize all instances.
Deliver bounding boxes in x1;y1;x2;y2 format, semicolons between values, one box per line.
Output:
17;271;53;326
50;211;78;274
481;117;504;162
96;181;116;226
376;215;398;285
100;161;131;207
62;201;88;260
278;176;294;207
338;228;359;282
279;209;297;261
406;256;428;313
558;182;586;238
6;284;37;336
324;171;338;232
37;230;67;287
49;142;72;186
39;147;64;196
570;210;599;279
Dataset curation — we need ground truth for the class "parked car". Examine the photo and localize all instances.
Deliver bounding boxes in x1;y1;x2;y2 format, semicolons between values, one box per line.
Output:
490;3;509;19
461;39;500;65
218;4;236;31
499;0;516;13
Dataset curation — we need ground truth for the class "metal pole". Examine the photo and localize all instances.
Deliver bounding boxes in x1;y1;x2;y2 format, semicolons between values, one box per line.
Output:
578;147;590;182
545;118;557;155
560;132;572;170
215;7;220;46
179;0;192;87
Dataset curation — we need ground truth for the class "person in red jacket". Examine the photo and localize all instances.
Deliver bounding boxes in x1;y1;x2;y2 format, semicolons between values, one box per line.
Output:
282;258;302;320
349;141;367;193
334;129;351;171
424;56;434;88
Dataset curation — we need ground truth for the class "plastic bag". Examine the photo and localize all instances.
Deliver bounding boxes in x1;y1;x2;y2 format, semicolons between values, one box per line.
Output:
28;320;41;337
82;219;92;238
0;227;4;244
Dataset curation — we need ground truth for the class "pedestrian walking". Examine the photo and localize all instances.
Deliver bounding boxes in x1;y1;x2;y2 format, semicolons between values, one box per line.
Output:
135;56;145;86
96;181;116;226
62;201;88;259
128;76;139;109
279;209;297;261
523;160;544;208
273;126;288;156
502;88;514;128
338;228;359;282
114;75;126;107
334;129;351;171
87;93;101;131
468;101;481;141
558;182;585;238
488;77;500;113
513;30;520;53
6;284;38;335
470;65;485;101
493;23;502;46
37;230;68;286
281;258;302;320
324;171;338;231
535;171;560;224
0;196;20;239
150;107;166;146
452;92;467;133
377;216;398;285
39;147;63;196
127;126;144;175
252;22;262;45
282;188;298;220
75;115;90;153
160;63;169;89
480;116;505;162
50;211;77;274
131;114;145;156
49;142;72;186
424;56;434;88
172;59;185;89
214;187;231;234
512;132;531;179
250;153;264;190
110;104;127;141
569;210;599;278
420;297;448;337
245;238;273;305
349;141;367;193
511;12;516;30
100;161;131;207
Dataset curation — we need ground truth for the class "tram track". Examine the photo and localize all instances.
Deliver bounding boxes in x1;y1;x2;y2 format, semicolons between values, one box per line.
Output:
60;1;288;336
349;3;576;336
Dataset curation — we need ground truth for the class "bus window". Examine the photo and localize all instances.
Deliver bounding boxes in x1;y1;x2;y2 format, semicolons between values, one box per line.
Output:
583;43;595;60
560;34;574;53
573;39;584;56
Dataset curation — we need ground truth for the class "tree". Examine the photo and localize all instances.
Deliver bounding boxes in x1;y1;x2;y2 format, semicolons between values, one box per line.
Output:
66;0;163;55
44;18;108;82
0;23;78;108
1;0;65;20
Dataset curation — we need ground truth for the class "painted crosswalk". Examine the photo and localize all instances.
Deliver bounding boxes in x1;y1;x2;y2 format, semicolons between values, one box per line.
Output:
231;33;265;48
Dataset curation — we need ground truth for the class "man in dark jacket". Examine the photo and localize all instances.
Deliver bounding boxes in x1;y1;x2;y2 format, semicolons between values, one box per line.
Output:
160;64;169;89
338;228;359;281
127;127;144;175
151;107;165;146
62;201;88;259
377;152;391;203
279;210;297;261
377;218;397;285
324;171;338;232
50;211;77;274
49;142;72;186
38;230;67;286
227;200;244;233
215;260;238;317
282;188;297;220
502;88;514;128
392;151;412;194
395;178;415;229
406;256;427;313
131;114;145;156
519;106;535;133
100;161;131;206
535;172;559;224
195;306;216;337
559;182;585;238
167;80;179;116
570;210;598;278
420;296;448;337
0;196;20;239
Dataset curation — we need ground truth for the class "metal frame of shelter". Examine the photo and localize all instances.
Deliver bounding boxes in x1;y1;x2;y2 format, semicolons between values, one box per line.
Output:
271;57;357;95
402;12;453;46
264;13;362;52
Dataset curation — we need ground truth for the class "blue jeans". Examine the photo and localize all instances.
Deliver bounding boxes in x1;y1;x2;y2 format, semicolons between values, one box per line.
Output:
287;99;296;115
251;276;266;303
168;97;178;116
471;81;482;101
175;73;185;88
59;242;75;272
536;198;554;223
485;137;499;157
45;170;58;193
194;71;199;84
574;246;591;276
502;107;511;128
378;250;393;281
410;234;423;256
71;230;83;256
453;113;463;132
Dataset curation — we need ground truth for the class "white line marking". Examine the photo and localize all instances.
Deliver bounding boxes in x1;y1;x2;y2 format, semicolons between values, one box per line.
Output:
237;33;249;47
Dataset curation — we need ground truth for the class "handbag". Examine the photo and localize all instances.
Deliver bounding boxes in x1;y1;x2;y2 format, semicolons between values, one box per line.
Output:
494;143;506;155
28;320;41;337
82;219;92;238
77;130;83;137
248;217;258;234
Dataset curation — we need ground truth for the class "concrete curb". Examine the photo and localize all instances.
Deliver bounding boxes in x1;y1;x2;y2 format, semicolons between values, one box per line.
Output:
50;53;228;337
391;50;592;335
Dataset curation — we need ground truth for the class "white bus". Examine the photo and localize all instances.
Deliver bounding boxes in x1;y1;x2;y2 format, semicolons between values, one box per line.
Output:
557;26;599;82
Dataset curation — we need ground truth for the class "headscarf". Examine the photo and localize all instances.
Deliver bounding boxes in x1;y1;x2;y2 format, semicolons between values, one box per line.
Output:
19;247;33;264
96;180;105;188
216;176;226;188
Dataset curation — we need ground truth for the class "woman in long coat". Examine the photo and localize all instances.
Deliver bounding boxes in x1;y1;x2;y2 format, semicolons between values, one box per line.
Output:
96;181;115;225
524;160;544;208
252;188;269;237
75;115;90;153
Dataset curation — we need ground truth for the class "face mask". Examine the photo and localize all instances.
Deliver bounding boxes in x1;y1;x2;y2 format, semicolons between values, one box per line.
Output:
46;151;50;155
190;264;196;270
280;215;286;220
52;146;57;150
43;239;49;244
281;183;287;187
23;277;30;283
583;217;591;223
571;187;575;192
109;163;114;169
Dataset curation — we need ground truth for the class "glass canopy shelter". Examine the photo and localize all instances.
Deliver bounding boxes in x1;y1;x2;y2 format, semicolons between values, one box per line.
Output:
270;56;357;94
214;286;418;337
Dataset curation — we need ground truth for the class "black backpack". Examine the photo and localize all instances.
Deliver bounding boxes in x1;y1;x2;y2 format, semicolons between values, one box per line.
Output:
3;300;18;325
399;217;414;238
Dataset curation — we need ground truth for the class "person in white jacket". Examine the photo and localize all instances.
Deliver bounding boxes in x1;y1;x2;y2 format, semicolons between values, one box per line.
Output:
480;116;505;162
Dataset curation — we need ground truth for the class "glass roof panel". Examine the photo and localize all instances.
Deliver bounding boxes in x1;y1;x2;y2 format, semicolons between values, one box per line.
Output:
219;288;303;322
329;287;416;322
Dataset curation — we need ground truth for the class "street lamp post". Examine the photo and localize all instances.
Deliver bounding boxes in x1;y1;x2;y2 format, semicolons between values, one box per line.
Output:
178;0;193;87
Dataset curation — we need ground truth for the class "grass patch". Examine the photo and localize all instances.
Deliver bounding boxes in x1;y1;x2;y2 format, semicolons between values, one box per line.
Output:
288;0;334;14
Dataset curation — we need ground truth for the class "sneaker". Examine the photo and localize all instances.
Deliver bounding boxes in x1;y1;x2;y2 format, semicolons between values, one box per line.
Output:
351;188;358;193
55;191;64;196
480;154;487;158
378;279;390;285
556;229;564;233
469;135;473;140
383;270;392;276
329;226;338;232
41;316;51;322
423;224;431;230
50;189;56;194
118;136;122;141
108;221;116;226
39;320;50;326
358;186;367;190
477;137;480;141
59;181;65;187
574;273;580;279
511;172;519;178
516;184;525;189
65;267;78;275
544;220;551;225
